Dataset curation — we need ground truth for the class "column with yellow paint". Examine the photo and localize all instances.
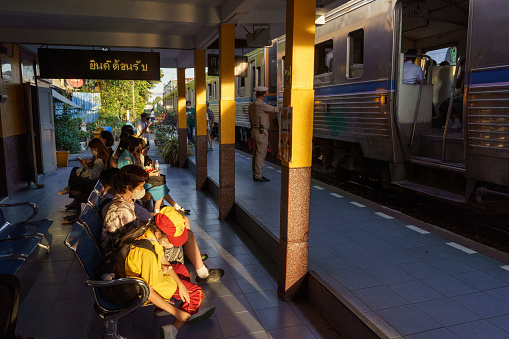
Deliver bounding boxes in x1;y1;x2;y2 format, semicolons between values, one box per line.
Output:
177;68;187;167
218;24;236;220
194;49;208;189
278;0;316;300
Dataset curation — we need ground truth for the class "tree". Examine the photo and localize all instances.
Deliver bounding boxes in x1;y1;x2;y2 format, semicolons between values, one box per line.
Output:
79;74;161;123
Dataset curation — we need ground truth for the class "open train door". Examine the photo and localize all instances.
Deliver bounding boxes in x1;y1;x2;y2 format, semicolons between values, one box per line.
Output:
464;0;509;196
36;84;57;174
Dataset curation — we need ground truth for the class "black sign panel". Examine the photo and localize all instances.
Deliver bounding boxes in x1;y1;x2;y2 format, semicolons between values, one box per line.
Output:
38;49;160;80
207;54;248;77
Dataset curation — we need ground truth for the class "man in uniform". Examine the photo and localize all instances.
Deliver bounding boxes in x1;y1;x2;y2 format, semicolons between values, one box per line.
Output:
249;86;279;182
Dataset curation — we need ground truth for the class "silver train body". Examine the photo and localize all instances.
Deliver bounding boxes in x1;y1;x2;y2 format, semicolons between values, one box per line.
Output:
232;0;509;212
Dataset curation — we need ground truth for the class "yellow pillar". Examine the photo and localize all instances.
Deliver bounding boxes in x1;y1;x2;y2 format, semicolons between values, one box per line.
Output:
177;68;187;168
194;49;208;189
218;23;236;220
278;0;316;300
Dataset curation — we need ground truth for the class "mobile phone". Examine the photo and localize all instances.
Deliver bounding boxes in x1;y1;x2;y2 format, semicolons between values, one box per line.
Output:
77;157;83;162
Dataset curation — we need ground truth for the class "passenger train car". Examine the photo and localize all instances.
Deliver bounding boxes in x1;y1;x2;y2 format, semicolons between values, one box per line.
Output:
164;0;509;212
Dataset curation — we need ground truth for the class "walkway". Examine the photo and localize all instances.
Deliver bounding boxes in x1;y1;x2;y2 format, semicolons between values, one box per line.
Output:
196;143;509;339
6;161;338;338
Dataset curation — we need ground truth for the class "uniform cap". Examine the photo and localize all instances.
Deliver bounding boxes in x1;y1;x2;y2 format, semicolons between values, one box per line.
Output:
155;206;188;247
254;86;268;92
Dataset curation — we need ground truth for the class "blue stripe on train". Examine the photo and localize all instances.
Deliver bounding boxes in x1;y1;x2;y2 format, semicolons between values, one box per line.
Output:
470;68;509;85
315;80;395;96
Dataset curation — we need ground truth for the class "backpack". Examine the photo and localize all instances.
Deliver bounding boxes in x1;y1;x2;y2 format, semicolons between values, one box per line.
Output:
97;238;157;305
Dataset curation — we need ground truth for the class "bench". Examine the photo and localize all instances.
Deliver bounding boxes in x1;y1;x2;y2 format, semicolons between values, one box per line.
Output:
0;202;52;275
65;220;149;339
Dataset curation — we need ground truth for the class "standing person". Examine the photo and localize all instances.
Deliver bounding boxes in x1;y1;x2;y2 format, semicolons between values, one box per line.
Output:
206;102;215;151
137;113;152;150
248;86;278;182
99;130;115;158
186;101;195;143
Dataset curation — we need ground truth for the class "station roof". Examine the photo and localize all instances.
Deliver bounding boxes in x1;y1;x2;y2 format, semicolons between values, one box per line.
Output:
0;0;349;68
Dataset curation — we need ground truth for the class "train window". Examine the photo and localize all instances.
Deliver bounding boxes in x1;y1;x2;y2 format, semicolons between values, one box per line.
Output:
213;82;217;99
281;56;285;89
269;57;277;92
208;83;212;99
251;61;256;93
257;66;262;86
315;40;333;75
347;29;364;79
237;77;246;97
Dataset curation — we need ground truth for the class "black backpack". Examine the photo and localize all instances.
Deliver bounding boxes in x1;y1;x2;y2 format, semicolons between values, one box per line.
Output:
97;238;157;305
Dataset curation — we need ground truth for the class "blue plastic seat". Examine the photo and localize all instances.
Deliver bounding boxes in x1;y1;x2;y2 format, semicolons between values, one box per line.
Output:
79;204;103;250
0;203;52;240
65;221;150;339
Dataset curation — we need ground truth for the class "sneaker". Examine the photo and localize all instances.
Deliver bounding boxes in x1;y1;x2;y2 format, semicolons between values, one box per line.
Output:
187;306;216;325
196;268;224;283
253;176;270;182
57;187;70;195
175;206;191;213
207;147;213;151
160;324;178;339
450;120;462;130
155;307;171;317
62;215;78;224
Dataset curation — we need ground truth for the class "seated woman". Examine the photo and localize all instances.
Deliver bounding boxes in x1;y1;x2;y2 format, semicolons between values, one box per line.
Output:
117;222;216;339
110;126;135;168
102;165;149;249
116;136;142;168
60;138;110;224
99;130;115;158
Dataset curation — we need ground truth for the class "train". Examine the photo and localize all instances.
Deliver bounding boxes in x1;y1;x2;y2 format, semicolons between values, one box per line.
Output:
163;0;509;213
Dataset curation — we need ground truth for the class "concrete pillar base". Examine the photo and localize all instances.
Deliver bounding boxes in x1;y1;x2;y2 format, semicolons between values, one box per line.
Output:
195;135;208;190
278;166;311;300
178;128;188;168
219;143;235;220
278;238;309;300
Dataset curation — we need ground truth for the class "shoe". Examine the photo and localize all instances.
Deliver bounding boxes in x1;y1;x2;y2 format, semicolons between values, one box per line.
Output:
450;120;462;130
62;215;78;224
155;307;171;317
187;306;216;325
160;324;178;339
196;268;224;283
57;187;70;195
253;176;270;182
65;201;77;209
175;206;191;213
208;148;213;151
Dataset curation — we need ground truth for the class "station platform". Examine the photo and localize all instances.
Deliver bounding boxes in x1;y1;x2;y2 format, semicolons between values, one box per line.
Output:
188;142;509;339
4;156;339;338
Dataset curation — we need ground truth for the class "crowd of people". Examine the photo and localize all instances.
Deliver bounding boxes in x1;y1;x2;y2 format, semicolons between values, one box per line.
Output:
57;117;224;339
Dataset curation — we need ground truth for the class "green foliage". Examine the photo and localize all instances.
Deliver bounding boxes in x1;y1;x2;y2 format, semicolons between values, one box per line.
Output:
54;104;87;153
152;111;177;143
157;135;193;166
78;74;160;123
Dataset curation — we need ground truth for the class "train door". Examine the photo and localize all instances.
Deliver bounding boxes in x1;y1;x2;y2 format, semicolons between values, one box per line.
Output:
464;0;509;191
395;0;470;168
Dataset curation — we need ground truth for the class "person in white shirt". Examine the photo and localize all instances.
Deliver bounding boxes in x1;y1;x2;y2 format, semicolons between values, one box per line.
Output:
137;113;152;149
402;49;424;85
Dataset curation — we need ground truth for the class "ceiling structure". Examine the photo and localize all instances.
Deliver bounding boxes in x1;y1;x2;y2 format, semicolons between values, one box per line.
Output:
0;0;350;68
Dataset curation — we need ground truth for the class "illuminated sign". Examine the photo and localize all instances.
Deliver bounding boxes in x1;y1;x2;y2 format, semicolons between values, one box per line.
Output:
207;54;248;77
38;49;160;80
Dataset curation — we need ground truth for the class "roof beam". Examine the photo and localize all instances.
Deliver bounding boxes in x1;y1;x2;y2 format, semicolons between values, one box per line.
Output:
0;27;196;50
0;0;221;25
221;0;261;23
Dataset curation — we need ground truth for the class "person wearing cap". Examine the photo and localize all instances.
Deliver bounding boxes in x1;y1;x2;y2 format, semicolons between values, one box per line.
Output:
186;101;195;142
156;206;225;283
249;86;279;182
137;113;152;150
119;222;216;339
206;101;215;151
403;48;424;85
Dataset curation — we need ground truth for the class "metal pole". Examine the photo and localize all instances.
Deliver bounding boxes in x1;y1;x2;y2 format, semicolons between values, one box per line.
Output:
132;80;135;119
